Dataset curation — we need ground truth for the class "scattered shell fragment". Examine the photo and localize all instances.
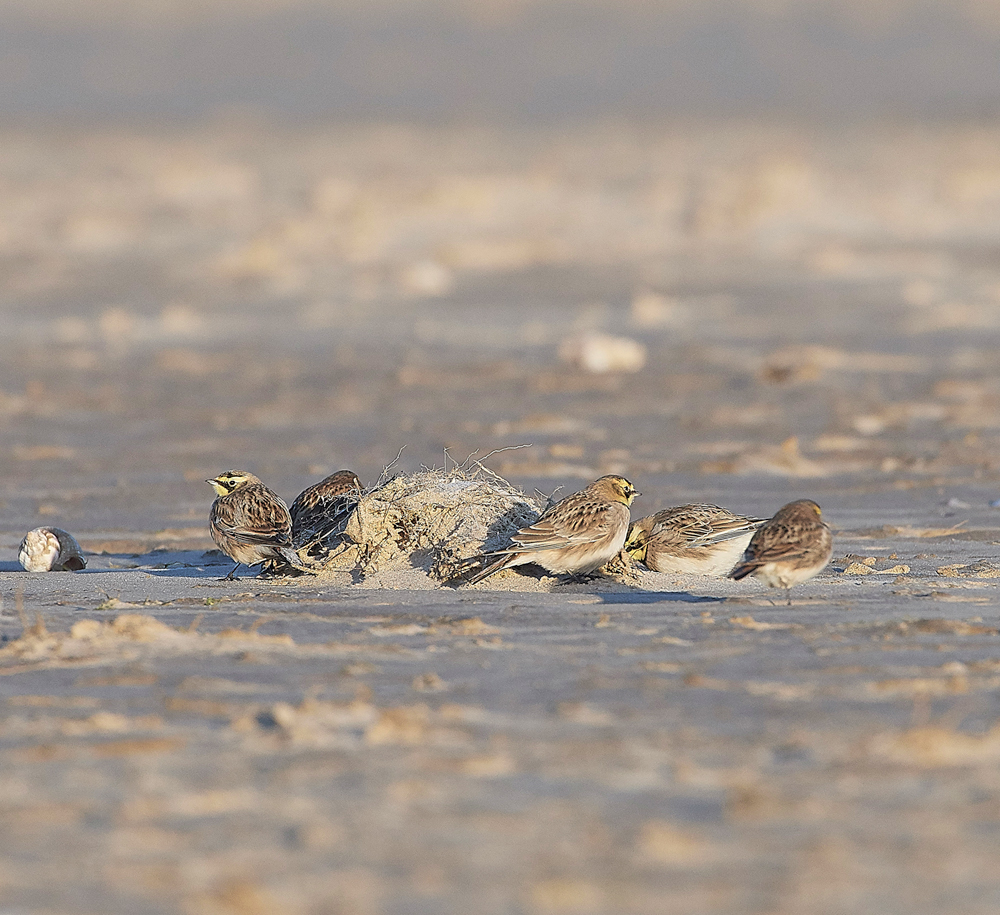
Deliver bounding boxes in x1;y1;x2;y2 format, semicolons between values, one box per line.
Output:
18;527;87;572
843;556;909;575
843;562;874;575
937;562;1000;579
399;260;455;297
734;436;827;477
558;332;646;374
630;291;687;328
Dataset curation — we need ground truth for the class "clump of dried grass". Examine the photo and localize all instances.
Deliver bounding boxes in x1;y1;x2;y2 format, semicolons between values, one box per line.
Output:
307;456;543;580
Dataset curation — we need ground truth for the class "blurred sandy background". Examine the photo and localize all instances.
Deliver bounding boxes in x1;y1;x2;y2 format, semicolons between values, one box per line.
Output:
7;0;1000;532
5;2;1000;914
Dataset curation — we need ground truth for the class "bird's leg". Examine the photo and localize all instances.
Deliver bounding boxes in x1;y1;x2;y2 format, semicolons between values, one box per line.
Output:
222;562;241;581
785;587;792;606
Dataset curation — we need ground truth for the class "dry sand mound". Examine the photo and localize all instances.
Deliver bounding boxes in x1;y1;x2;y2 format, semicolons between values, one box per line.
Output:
308;467;545;581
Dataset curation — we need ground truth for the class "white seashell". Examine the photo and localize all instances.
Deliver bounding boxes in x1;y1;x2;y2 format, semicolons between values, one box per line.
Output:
630;291;687;329
399;260;455;297
18;527;87;572
558;332;647;374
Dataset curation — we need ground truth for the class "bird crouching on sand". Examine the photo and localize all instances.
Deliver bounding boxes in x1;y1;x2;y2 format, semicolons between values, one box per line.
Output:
18;527;87;571
207;470;301;580
729;499;833;603
463;474;639;585
290;469;362;554
625;503;764;577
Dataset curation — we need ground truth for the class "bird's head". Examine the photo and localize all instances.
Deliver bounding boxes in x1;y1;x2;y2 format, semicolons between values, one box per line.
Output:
207;470;260;496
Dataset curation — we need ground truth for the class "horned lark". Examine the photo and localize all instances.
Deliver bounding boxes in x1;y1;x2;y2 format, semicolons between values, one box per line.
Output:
206;470;299;579
290;469;362;550
625;503;764;576
729;499;833;603
18;527;86;572
465;474;638;585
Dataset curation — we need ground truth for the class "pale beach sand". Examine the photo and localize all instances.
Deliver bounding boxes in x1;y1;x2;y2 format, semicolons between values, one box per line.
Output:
3;24;1000;909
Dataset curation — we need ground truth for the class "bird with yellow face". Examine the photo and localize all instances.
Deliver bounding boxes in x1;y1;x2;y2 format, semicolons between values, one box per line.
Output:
463;474;639;585
206;470;300;579
729;499;833;603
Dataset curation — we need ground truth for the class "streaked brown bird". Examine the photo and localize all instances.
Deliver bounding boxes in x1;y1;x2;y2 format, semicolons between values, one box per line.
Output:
290;469;362;551
206;470;299;579
729;499;833;603
625;503;764;576
18;527;87;572
465;474;639;585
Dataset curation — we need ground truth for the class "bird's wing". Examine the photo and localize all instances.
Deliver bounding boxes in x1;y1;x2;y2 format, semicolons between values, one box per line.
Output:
742;521;817;563
511;498;622;553
646;504;761;547
220;494;293;547
687;516;765;547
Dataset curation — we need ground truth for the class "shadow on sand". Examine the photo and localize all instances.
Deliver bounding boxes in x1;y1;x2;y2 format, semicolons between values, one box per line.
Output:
597;590;722;605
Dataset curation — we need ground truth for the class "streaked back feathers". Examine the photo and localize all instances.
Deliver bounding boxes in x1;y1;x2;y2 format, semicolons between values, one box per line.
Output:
290;469;363;549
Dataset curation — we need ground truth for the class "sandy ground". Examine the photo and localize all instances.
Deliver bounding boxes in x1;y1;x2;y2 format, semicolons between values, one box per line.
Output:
4;119;1000;913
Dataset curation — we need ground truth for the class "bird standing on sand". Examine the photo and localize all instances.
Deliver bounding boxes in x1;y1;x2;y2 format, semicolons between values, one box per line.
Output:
625;503;764;577
464;474;639;585
728;499;833;603
206;470;299;579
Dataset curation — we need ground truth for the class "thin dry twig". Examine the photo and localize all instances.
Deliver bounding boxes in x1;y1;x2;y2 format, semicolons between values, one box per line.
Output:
375;445;407;488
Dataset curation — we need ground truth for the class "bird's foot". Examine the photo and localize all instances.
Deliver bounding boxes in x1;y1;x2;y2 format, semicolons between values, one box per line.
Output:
559;571;604;585
220;563;242;581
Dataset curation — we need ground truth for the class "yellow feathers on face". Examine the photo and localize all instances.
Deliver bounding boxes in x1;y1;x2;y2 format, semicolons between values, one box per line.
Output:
207;470;258;497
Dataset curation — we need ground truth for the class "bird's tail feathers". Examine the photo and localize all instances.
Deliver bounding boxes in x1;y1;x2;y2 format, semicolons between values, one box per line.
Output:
728;561;757;581
464;554;512;585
